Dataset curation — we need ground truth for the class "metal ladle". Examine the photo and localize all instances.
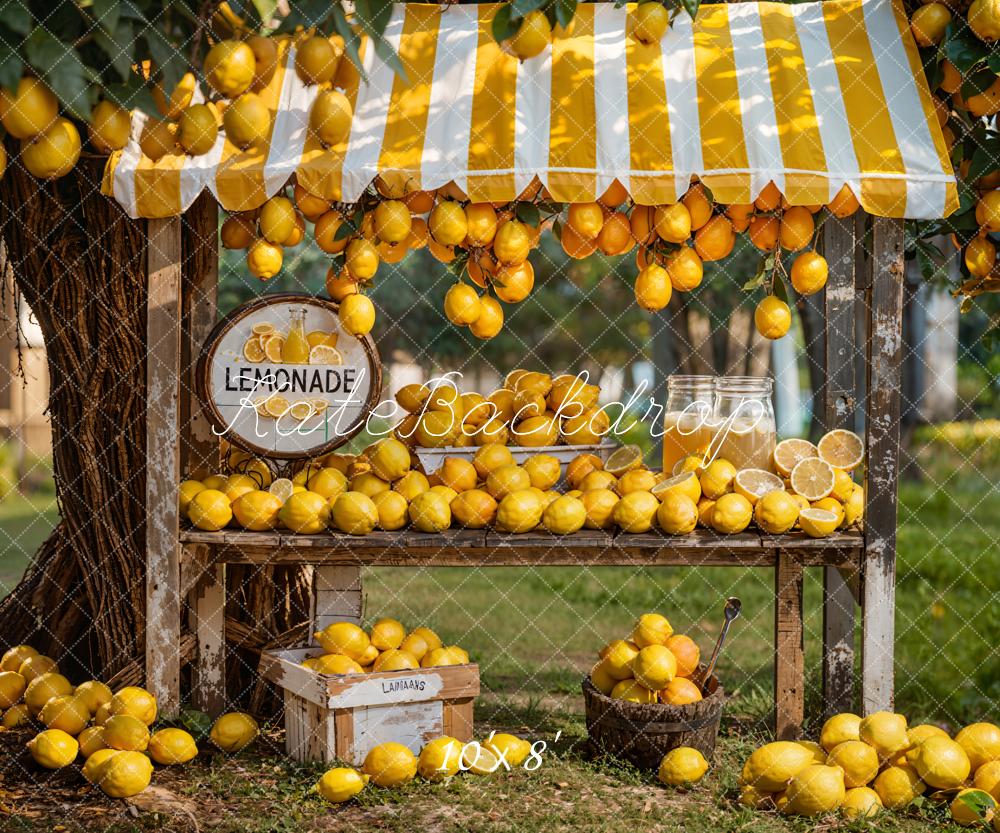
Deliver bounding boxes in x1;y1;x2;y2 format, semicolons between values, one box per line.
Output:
698;597;742;693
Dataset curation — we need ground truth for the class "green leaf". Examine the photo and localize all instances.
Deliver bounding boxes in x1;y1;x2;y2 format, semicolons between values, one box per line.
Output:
0;0;31;36
513;0;547;18
554;0;577;30
942;23;989;74
773;272;789;304
94;21;135;83
515;202;541;227
102;73;158;116
492;4;519;44
966;136;1000;182
250;0;279;25
989;50;1000;75
177;708;213;740
23;29;93;119
90;0;121;34
960;65;995;100
334;218;356;241
140;24;185;96
678;0;700;21
742;273;766;291
330;4;366;82
0;48;23;93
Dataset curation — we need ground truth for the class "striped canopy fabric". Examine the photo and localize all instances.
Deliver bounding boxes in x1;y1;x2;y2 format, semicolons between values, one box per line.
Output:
106;0;957;220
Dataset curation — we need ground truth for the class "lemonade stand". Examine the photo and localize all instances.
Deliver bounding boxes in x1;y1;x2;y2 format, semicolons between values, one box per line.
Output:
94;0;956;744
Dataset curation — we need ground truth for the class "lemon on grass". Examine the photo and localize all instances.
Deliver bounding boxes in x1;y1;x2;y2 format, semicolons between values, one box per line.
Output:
841;786;883;819
858;711;909;762
658;747;709;787
753;490;800;535
316;767;368;803
314;621;371;661
785;764;846;816
542;495;587;535
0;671;26;709
710;493;753;534
28;729;79;768
913;735;971;789
657;493;698;535
210;712;259;753
826;740;880;788
873;763;925;809
485;733;532;768
100;750;154;798
613;491;660;533
363;741;418;787
610;679;657;704
104;715;151;751
414;736;462;781
740;741;817;792
955;722;1000;771
82;748;119;784
148;728;199;765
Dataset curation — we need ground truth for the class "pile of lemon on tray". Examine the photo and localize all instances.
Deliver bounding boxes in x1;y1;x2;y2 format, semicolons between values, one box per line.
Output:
0;644;256;799
303;619;468;673
739;713;1000;823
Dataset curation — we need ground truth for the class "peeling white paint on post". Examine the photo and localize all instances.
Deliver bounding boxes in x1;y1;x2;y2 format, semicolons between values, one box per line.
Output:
188;558;226;715
146;216;184;715
862;216;905;715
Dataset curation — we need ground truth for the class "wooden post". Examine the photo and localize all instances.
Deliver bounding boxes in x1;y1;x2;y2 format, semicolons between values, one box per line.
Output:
188;555;227;715
145;216;184;714
861;217;905;714
821;216;859;716
774;552;804;738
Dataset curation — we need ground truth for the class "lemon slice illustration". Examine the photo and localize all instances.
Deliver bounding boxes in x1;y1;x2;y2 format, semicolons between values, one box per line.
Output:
242;336;265;363
309;345;343;365
252;322;276;336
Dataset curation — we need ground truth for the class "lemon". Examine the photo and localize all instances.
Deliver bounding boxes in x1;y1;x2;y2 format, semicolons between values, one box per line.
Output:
368;438;411;482
368;618;406;651
581;488;619;530
733;469;784;505
841;786;883;819
741;741;817;792
409;626;441;652
590;660;617;694
232;490;282;531
3;704;30;728
658;747;709;786
473;444;515;478
20;653;57;682
798;508;840;538
222;92;269;149
657;494;698;535
40;695;90;735
753;490;800;534
314;621;371;660
634;264;672;311
178;103;219;156
1;645;38;672
610;679;657;703
493;219;532;265
631;613;673;647
369;491;407;531
820;713;862;752
496;488;545;533
408;491;451;533
773;438;818;478
280;490;331;533
970;0;1000;41
317;767;368;802
755;296;791;340
259;196;296;246
310;653;363;675
738;785;770;809
827;740;879;787
103;714;150;751
139;118;178;161
785;764;846;816
339;294;376;336
633;644;677;690
858;712;909;762
542;495;586;535
310;89;352;146
148;728;199;765
307;468;348;500
974;760;1000;799
699;459;737;500
421;647;462;668
509;10;551;60
905;724;950;763
363;741;418;787
710;493;753;534
21;117;81;179
956;723;1000;771
654;203;692;244
77;726;108;758
602;639;640;679
817;429;864;471
82;748;119;783
204;39;256;97
178;480;207;515
25;672;73;716
188;488;233;531
28;729;79;768
393;470;429;502
436;457;478;493
913;735;971;788
99;749;153;798
88;100;131;153
873;763;924;808
350;472;391;498
696;497;716;527
0;671;26;708
247;238;283;280
450;489;498;529
485;733;532;767
951;788;997;826
796;740;828;764
653;471;701;503
210;712;258;753
631;1;669;43
2;77;57;139
428;200;468;246
613;491;660;533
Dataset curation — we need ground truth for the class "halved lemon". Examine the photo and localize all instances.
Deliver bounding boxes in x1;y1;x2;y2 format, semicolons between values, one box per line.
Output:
651;471;701;503
289;401;314;420
309;345;343;365
461;744;500;775
265;395;290;418
773;438;818;478
671;454;705;476
733;468;784;505
251;322;276;336
798;508;840;538
310;398;329;413
789;457;835;501
242;336;265;363
817;429;864;471
268;477;294;503
307;330;339;349
604;444;643;476
263;334;285;363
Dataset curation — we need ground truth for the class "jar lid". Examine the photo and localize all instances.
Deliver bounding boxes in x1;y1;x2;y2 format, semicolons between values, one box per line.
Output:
714;375;773;394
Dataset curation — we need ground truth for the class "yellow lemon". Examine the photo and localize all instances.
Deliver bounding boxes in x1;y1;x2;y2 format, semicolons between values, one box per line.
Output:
610;679;657;703
602;639;640;679
487;464;531;500
658;747;709;786
632;644;677;690
951;788;997;826
27;729;78;768
514;415;560;447
590;660;617;694
246;238;283;280
99;750;153;798
974;760;1000;800
542;495;587;535
428;200;468;246
363;741;418;787
634;264;672;311
40;695;90;735
841;786;883;819
955;723;1000;771
509;10;551;59
873;763;925;808
613;491;660;533
3;704;31;728
495;487;546;532
798;508;840;538
317;767;368;802
710;493;753;534
231;490;282;531
741;741;816;792
0;671;26;709
258;195;296;245
310;88;353;146
103;714;150;751
821;713;862;752
444;283;482;326
148;728;199;765
310;653;364;675
204;39;256;97
77;726;107;758
210;712;258;752
657;493;698;535
653;471;701;504
177;103;219;156
786;764;846;816
20;654;58;681
82;748;119;783
369;618;406;651
307;467;348;500
393;470;430;502
632;613;673;648
280;490;331;533
450;489;498;529
733;468;784;505
754;296;791;340
408;490;452;533
339;294;376;336
368;438;411;482
2;77;57;139
188;488;232;531
699;459;737;500
295;35;340;85
88;100;131;153
21;117;81;179
24;672;73;716
913;735;971;789
859;712;910;762
631;1;669;44
223;92;269;149
407;627;440;654
620;468;659;495
1;645;38;672
178;480;206;514
581;488;619;530
473;443;514;478
753;490;800;534
314;621;371;661
372;649;419;672
371;491;408;531
827;740;879;788
485;733;532;767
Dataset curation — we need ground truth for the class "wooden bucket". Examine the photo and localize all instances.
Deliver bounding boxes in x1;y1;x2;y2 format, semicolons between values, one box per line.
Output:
582;675;724;769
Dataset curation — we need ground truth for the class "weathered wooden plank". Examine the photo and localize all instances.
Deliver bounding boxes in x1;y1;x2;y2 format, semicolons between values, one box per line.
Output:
188;561;226;715
312;564;363;636
774;552;805;739
822;214;860;716
861;216;904;714
146;216;184;715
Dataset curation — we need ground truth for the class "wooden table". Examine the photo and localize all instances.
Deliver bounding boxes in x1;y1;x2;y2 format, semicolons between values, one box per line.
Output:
179;526;864;739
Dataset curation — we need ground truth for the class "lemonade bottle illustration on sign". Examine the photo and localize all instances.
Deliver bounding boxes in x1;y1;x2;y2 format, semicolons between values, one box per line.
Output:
282;308;310;364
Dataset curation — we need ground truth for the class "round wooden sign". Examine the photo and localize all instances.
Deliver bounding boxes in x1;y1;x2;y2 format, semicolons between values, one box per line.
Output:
196;294;381;460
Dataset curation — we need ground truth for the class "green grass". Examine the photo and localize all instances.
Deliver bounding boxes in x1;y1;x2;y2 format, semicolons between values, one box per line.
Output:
0;491;58;593
0;467;997;832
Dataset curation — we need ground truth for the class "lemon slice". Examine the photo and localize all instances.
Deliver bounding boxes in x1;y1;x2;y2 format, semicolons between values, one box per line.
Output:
773;438;818;478
254;397;272;418
307;330;339;349
671;454;705;476
798;508;840;538
461;744;500;775
252;322;276;336
289;401;314;420
268;477;294;503
604;444;643;476
789;457;835;501
651;471;701;503
242;336;265;363
265;395;290;418
817;429;865;471
310;398;329;413
263;334;285;363
733;468;784;505
309;345;343;365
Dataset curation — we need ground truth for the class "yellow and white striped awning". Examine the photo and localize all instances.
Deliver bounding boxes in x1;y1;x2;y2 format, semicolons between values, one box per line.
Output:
106;0;957;220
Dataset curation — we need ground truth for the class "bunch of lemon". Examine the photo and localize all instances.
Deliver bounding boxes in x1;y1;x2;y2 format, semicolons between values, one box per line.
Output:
304;618;469;673
739;711;1000;823
0;644;257;799
316;732;534;803
589;612;707;708
393;370;605;450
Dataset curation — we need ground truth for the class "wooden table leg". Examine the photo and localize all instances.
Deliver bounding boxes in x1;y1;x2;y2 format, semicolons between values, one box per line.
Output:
774;552;804;739
823;568;856;716
188;563;227;715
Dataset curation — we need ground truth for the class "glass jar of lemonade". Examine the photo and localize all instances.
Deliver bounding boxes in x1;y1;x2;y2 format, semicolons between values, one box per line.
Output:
662;375;717;474
711;376;776;471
